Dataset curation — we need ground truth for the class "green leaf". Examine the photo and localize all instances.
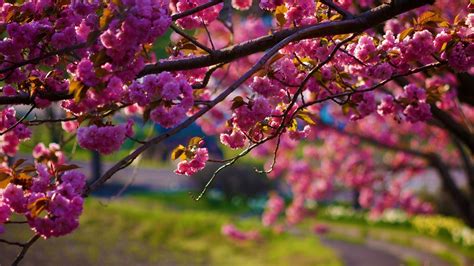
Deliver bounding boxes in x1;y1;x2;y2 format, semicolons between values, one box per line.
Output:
0;168;11;189
417;11;444;25
171;145;186;160
287;119;298;132
28;197;49;218
69;80;88;103
19;164;37;174
274;5;288;27
12;159;27;170
296;110;317;126
329;14;342;21
99;7;113;29
398;27;414;41
453;14;461;25
56;164;80;174
231;96;245;110
188;137;203;148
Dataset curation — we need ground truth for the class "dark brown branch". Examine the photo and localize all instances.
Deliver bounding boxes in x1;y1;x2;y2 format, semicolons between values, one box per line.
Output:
4;220;28;224
320;0;354;19
431;105;474;154
85;0;436;197
12;234;40;266
0;43;87;75
428;154;474;228
27;116;77;126
0;105;34;136
452;136;474;201
170;24;214;54
0;0;434;107
192;63;226;89
299;62;444;110
171;0;224;21
85;9;357;195
0;92;71;106
0;238;24;247
140;0;434;76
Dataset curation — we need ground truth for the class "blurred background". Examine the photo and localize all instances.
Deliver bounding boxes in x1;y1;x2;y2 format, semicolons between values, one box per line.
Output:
1;108;473;266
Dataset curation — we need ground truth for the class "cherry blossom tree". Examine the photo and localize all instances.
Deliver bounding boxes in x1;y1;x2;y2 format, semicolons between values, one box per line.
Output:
0;0;472;264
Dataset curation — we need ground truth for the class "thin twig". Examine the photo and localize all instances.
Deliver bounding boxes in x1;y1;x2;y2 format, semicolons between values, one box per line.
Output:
202;20;216;50
0;105;35;136
320;0;354;19
12;234;40;266
171;0;224;21
170;24;214;54
0;238;24;247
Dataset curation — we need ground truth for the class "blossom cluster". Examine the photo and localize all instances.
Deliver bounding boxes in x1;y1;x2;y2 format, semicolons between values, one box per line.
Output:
173;0;223;29
33;143;66;168
77;120;134;155
0;107;31;156
221;223;260;241
259;0;316;26
0;145;86;238
175;147;209;176
128;72;194;128
261;193;285;227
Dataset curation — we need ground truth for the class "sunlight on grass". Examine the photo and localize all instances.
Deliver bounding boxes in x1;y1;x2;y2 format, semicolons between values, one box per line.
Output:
75;197;341;265
1;195;341;265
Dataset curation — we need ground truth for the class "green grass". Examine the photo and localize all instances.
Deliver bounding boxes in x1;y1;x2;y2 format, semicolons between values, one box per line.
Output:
402;257;422;266
1;195;341;266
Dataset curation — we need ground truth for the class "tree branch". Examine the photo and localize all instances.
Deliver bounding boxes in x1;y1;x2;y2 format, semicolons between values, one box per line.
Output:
139;0;434;76
12;234;40;266
320;0;354;19
170;24;214;54
84;0;436;196
171;0;224;21
431;105;474;154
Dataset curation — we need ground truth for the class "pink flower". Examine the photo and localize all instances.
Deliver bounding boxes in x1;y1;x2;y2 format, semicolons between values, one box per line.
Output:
262;193;284;227
313;224;329;235
369;63;393;80
220;130;247;149
221;223;260;241
259;0;284;10
77;124;129;154
232;0;252;10
0;202;12;224
2;184;27;213
401;30;435;62
354;36;376;61
351;92;376;120
250;76;280;98
377;95;396;116
403;102;432;123
61;120;79;133
359;188;374;207
447;43;474;73
175;0;223;29
175;148;209;176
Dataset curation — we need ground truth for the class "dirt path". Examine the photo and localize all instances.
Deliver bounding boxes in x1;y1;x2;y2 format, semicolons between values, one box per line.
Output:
366;238;451;266
321;238;401;266
321;237;452;266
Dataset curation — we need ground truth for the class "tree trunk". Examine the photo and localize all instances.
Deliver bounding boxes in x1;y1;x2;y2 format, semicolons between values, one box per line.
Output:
429;154;474;228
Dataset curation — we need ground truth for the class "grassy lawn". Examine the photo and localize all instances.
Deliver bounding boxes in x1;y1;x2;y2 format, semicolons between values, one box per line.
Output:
1;194;341;266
